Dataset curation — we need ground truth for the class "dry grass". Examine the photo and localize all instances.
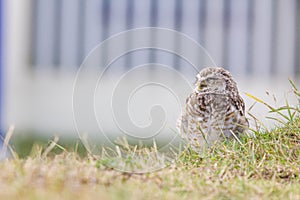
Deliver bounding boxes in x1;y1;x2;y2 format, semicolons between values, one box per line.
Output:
0;126;299;200
1;128;299;200
0;81;300;200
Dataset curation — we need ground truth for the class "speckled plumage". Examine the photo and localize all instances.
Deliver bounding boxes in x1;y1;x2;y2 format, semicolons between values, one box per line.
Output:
177;67;249;151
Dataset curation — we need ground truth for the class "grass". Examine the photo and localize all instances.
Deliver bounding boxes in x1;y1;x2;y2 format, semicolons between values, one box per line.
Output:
0;81;300;200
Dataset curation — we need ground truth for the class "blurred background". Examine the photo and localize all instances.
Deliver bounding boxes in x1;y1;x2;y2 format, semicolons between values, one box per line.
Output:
1;0;300;155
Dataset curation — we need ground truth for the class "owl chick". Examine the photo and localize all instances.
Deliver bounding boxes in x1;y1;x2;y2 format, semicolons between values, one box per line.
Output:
177;67;249;151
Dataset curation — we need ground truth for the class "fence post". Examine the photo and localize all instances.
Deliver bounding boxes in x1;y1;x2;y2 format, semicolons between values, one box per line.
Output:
0;0;3;143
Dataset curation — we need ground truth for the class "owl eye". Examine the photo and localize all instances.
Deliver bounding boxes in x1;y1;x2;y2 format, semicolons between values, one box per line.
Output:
198;82;207;89
206;77;218;82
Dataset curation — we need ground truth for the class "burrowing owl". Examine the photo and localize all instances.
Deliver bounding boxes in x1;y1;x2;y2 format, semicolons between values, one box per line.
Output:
177;67;248;151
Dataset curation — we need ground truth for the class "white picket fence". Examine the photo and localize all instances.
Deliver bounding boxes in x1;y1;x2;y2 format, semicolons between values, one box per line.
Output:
4;0;300;138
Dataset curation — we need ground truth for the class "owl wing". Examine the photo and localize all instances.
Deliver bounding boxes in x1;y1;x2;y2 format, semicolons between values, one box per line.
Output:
224;94;249;136
177;93;194;136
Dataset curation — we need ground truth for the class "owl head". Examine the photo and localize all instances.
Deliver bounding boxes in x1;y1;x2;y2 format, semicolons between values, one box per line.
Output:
195;67;237;93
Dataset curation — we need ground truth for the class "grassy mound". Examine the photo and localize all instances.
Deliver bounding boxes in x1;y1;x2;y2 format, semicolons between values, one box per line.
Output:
0;120;299;199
